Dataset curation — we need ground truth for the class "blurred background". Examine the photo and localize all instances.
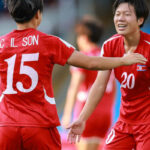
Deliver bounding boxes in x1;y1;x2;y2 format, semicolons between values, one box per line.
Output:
0;0;150;149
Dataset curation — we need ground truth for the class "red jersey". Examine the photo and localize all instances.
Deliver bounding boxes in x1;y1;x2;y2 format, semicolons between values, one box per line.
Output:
70;48;116;111
0;28;74;127
70;48;100;102
102;31;150;124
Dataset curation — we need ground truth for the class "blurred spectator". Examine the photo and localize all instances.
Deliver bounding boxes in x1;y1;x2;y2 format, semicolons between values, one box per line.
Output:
61;16;116;150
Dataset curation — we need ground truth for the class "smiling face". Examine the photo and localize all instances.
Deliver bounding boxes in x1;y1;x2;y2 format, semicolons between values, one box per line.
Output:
114;3;143;36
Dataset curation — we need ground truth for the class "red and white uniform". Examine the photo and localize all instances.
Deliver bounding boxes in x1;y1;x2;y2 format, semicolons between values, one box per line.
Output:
102;31;150;150
71;48;116;140
0;29;74;150
0;28;74;150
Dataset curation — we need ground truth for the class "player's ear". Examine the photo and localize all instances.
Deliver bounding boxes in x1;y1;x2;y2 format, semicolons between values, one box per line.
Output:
35;10;41;20
137;17;144;27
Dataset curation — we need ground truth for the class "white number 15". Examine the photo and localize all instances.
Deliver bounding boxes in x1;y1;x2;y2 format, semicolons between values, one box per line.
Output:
3;53;39;94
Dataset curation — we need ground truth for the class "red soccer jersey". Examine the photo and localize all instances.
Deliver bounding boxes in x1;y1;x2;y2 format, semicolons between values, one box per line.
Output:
102;31;150;124
0;28;74;127
70;48;116;111
70;48;100;100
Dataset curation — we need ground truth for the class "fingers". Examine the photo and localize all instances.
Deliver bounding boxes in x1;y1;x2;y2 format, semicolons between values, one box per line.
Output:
66;120;85;143
68;133;76;144
77;135;81;142
134;53;147;61
137;59;147;64
67;127;76;143
126;52;147;60
133;53;147;62
67;130;81;144
124;53;147;65
134;53;147;64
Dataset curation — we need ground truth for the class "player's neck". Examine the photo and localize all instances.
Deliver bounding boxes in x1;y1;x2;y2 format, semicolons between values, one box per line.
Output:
123;30;141;53
16;18;38;30
16;23;37;30
81;43;98;52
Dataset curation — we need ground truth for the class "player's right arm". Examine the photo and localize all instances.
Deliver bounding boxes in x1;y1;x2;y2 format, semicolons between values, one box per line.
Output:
67;70;111;143
67;50;147;70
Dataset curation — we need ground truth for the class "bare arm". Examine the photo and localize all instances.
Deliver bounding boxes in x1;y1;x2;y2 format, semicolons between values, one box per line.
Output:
78;70;111;122
67;51;147;70
67;70;111;143
62;71;85;127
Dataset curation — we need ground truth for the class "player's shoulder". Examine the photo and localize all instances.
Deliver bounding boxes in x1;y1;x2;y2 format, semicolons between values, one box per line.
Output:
36;30;75;49
36;31;70;44
35;30;64;47
141;31;150;46
36;30;58;40
0;31;13;40
103;34;122;45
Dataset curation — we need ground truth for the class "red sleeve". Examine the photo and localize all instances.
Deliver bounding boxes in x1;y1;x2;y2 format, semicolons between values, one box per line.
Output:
70;66;85;74
101;35;121;58
51;37;75;65
101;34;123;57
101;42;113;57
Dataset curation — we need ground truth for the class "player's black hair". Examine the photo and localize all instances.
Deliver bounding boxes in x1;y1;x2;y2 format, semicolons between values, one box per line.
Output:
4;0;43;23
75;17;103;44
113;0;149;27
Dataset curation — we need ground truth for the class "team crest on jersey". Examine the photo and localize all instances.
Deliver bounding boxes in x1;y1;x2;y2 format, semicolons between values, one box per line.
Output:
137;65;147;71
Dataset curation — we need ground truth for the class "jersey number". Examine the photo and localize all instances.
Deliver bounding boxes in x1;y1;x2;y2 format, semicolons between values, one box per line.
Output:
121;72;135;89
4;53;39;94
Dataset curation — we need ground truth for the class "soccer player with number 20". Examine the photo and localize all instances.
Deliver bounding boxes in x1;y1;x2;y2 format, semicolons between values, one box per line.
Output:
67;0;150;150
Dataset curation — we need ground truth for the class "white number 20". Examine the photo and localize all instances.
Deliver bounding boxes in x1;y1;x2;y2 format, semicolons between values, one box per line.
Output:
3;53;39;94
121;72;135;89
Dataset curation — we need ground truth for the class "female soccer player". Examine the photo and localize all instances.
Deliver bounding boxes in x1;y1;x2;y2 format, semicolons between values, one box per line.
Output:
68;0;150;150
0;0;147;149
